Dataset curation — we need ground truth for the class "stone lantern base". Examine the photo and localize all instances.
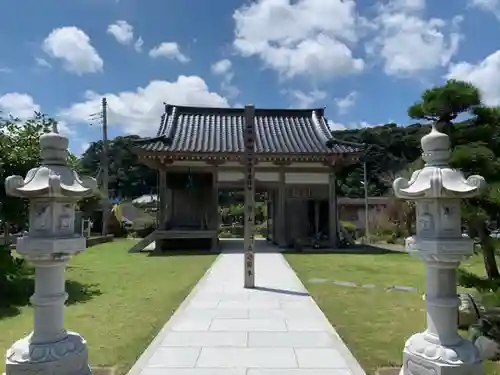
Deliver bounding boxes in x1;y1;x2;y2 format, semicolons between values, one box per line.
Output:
401;332;483;375
5;331;91;375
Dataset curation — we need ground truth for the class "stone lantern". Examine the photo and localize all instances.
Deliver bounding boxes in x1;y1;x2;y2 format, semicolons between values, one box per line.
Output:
4;124;97;375
393;124;486;375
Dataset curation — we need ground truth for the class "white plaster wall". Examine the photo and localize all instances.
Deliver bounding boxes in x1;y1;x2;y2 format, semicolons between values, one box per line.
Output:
285;172;328;184
256;172;279;182
218;171;244;182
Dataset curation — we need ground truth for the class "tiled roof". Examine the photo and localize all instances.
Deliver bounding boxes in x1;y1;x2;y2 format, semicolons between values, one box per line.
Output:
134;104;363;155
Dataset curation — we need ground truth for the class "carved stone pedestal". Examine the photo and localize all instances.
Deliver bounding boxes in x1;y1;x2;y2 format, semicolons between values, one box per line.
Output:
402;332;482;375
6;332;91;375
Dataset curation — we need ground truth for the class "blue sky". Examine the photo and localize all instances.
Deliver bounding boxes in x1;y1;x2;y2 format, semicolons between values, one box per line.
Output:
1;0;500;154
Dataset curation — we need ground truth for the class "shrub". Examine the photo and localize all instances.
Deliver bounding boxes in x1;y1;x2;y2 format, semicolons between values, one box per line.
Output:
255;221;268;238
458;268;500;292
0;246;32;306
219;231;233;239
340;221;356;239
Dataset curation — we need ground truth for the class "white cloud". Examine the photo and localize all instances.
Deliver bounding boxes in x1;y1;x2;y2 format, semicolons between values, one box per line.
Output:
328;119;379;131
335;91;357;114
35;57;51;68
211;59;232;76
356;121;379;128
107;20;144;52
469;0;500;19
289;89;327;108
42;26;103;75
149;42;190;63
211;59;239;99
54;119;73;137
328;120;347;131
0;92;40;119
446;50;500;106
59;76;229;135
107;20;134;44
367;0;462;76
134;37;144;53
0;93;72;136
233;0;364;80
79;140;90;154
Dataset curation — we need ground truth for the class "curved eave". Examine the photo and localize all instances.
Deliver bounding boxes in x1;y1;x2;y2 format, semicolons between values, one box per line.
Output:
395;185;481;199
10;185;93;198
326;137;366;152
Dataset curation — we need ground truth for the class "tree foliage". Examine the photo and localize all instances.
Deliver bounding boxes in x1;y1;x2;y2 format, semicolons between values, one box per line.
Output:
408;79;480;133
79;135;157;199
0;113;55;227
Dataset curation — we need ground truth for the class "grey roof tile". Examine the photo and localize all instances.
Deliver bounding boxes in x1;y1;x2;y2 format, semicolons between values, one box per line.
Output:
135;105;363;155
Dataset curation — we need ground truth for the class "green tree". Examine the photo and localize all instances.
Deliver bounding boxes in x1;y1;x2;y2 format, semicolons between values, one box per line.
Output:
79;135;157;199
408;80;500;280
0;113;55;229
408;79;481;135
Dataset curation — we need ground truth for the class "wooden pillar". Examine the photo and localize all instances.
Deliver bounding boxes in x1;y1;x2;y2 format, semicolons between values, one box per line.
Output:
156;169;167;253
314;200;320;236
277;169;286;247
328;169;338;248
266;198;271;241
243;104;256;288
211;168;219;250
158;170;167;230
270;190;277;244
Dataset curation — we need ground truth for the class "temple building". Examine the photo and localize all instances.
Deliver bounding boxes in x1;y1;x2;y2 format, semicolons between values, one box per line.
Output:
131;104;364;251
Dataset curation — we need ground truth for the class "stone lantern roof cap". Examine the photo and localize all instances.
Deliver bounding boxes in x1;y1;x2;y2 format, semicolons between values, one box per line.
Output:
420;123;450;164
4;124;98;199
392;122;486;200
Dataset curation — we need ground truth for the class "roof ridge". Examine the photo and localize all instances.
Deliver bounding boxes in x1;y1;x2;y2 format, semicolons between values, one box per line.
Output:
164;103;325;116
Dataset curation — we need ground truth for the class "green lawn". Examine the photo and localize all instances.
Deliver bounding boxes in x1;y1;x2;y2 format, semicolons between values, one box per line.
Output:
285;250;500;375
0;240;217;375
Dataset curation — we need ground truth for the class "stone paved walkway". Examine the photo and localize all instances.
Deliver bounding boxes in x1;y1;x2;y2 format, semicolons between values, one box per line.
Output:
127;246;366;375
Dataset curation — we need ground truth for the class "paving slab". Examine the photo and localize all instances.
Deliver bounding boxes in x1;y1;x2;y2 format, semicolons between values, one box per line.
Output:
127;242;366;375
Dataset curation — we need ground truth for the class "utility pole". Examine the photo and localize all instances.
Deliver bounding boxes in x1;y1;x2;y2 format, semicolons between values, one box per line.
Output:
90;98;110;235
101;97;110;236
363;160;370;244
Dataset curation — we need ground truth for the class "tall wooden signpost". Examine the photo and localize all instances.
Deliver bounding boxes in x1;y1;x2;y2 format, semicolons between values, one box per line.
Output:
244;105;255;289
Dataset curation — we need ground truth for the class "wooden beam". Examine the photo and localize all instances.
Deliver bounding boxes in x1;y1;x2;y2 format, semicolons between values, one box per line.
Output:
152;165;332;173
273;161;292;167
